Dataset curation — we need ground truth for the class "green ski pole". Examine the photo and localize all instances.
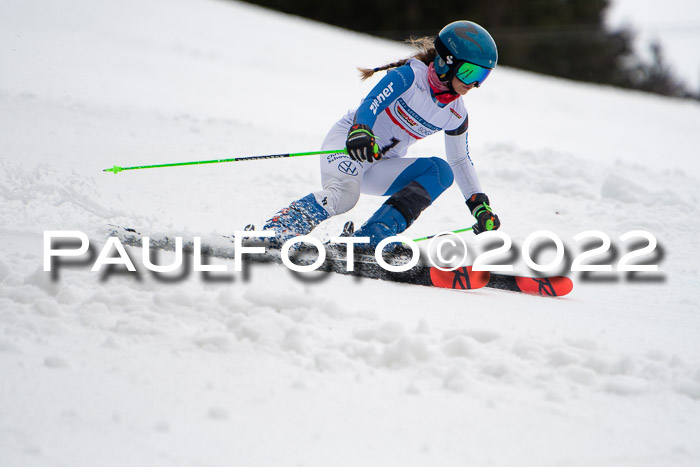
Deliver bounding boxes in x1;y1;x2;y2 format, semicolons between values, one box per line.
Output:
412;226;474;242
103;149;348;174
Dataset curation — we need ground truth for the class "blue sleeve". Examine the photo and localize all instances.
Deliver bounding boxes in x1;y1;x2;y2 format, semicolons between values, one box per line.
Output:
354;64;415;128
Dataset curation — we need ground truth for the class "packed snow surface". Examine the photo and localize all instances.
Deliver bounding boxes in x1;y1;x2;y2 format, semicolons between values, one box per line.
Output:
2;0;700;466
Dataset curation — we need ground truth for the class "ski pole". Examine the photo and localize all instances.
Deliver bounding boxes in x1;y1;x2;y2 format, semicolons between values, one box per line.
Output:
103;149;348;174
412;227;474;242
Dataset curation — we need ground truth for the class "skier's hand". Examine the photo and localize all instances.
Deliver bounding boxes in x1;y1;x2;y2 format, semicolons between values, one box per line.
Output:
466;193;501;235
346;123;380;163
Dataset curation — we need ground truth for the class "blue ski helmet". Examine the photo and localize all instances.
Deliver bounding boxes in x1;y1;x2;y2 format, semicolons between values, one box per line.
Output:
434;21;498;85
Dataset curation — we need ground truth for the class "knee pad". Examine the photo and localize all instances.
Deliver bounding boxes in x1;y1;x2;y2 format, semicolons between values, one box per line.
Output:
385;181;431;227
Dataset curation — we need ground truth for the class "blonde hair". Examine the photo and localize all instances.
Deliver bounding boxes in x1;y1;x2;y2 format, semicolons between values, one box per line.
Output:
357;36;438;81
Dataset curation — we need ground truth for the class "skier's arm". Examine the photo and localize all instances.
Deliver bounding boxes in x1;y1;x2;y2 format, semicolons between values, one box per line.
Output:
353;65;415;128
444;119;482;197
347;64;415;162
445;119;501;233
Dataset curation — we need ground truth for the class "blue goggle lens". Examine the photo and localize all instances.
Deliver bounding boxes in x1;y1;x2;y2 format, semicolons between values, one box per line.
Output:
455;61;492;87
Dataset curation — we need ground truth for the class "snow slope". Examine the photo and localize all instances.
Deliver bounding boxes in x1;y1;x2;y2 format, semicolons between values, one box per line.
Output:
1;0;700;466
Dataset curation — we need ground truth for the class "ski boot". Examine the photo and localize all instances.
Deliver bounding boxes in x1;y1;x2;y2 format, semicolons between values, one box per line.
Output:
261;194;329;246
353;204;408;247
351;204;416;262
353;181;433;258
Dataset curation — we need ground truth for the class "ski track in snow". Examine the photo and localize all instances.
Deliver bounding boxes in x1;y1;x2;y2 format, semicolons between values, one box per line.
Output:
1;0;700;466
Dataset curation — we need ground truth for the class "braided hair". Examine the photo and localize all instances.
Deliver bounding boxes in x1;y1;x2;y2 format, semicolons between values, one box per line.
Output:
357;36;438;81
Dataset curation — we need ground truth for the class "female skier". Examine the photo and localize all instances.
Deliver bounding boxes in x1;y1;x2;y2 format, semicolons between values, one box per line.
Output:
262;20;501;246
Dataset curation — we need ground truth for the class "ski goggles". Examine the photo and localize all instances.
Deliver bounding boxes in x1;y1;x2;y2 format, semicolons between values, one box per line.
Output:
454;61;492;87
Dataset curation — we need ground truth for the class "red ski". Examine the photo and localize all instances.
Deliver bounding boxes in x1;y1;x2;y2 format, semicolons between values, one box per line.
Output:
486;274;573;297
429;266;490;290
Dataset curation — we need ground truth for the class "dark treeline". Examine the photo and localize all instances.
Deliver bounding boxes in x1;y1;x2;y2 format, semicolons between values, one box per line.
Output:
236;0;695;99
